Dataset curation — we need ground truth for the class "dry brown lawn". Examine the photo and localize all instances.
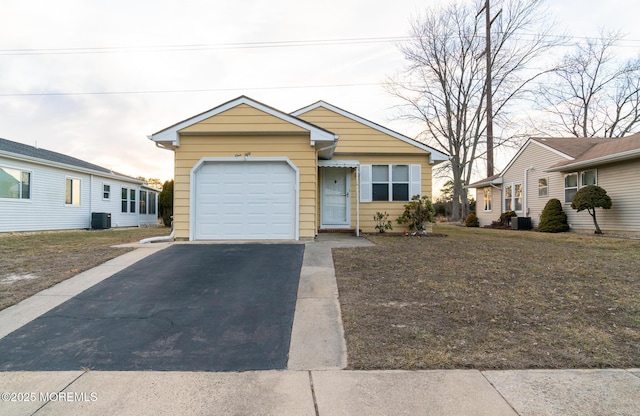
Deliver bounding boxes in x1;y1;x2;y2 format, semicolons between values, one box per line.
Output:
333;224;640;370
0;227;170;311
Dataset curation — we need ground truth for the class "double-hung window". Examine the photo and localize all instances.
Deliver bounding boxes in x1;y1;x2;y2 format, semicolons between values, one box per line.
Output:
121;187;129;213
538;178;548;197
65;178;81;205
361;164;421;202
0;167;31;199
564;173;579;203
581;169;597;186
129;189;136;213
372;165;410;201
504;183;523;212
103;184;111;200
483;188;492;211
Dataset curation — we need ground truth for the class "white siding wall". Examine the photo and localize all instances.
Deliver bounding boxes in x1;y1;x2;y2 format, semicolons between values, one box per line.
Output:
0;156;159;232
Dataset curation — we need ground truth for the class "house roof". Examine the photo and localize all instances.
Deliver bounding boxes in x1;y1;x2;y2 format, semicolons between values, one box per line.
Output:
0;137;145;184
291;101;450;165
543;132;640;171
466;173;503;188
149;96;339;158
467;132;640;187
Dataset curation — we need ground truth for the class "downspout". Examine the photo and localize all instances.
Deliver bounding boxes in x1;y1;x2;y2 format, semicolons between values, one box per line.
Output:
140;217;175;243
524;167;533;217
356;166;360;237
89;174;94;228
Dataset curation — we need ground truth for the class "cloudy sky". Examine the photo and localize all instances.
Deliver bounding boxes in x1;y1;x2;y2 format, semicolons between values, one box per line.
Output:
2;0;639;186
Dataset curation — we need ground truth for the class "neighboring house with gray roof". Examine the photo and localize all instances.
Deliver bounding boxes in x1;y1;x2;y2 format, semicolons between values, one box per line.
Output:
0;138;159;233
468;132;640;232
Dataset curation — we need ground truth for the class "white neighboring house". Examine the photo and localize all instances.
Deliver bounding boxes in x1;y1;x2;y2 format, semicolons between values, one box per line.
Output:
0;138;160;233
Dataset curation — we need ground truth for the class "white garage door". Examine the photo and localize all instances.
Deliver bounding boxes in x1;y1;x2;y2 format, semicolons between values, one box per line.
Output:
194;161;297;240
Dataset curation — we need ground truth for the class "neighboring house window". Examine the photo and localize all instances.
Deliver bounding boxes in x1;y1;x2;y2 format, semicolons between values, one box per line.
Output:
483;188;492;211
121;187;128;213
538;178;548;197
372;165;410;201
504;183;523;212
130;189;136;213
103;184;111;200
565;173;578;203
65;178;81;205
149;192;156;215
581;169;597;186
504;184;512;211
0;167;31;199
140;190;147;214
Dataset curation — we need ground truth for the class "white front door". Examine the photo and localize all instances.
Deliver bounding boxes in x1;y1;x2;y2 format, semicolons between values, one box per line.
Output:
321;168;350;228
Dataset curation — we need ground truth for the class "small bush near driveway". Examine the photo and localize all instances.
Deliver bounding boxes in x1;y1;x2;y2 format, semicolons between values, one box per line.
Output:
333;224;640;370
0;227;170;311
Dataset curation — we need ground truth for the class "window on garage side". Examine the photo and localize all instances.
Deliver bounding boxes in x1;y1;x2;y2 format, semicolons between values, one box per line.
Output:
65;178;81;205
0;167;31;199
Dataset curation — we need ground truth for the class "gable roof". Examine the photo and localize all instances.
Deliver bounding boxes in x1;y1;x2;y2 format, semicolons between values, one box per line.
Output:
467;173;503;188
0;137;144;184
149;96;338;156
291;101;450;165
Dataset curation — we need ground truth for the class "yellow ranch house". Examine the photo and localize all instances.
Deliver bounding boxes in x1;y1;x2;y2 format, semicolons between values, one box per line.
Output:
149;96;449;240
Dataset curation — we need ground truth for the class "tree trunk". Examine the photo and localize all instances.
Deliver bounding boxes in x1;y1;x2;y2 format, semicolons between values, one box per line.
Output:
589;207;602;234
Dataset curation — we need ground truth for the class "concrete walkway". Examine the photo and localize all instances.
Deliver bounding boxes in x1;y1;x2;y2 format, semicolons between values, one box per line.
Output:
1;235;639;415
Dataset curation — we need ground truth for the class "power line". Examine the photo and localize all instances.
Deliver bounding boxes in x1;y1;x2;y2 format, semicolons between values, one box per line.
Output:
0;82;380;97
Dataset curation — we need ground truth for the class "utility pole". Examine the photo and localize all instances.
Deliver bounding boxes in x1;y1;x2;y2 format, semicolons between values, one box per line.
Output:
484;0;494;177
478;0;500;177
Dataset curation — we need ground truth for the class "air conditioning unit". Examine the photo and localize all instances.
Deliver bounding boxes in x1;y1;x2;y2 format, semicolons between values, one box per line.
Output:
511;216;532;230
91;212;112;230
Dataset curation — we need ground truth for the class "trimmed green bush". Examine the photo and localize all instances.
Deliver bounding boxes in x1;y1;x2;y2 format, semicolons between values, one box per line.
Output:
465;212;479;227
538;198;569;233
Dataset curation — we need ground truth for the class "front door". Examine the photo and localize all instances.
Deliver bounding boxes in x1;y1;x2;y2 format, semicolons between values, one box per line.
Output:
321;168;350;228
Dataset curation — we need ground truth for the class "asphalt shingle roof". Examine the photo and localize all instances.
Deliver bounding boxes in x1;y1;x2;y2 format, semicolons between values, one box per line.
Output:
0;137;135;180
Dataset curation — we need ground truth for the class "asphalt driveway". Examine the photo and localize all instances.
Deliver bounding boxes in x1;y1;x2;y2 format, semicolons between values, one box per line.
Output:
0;244;304;371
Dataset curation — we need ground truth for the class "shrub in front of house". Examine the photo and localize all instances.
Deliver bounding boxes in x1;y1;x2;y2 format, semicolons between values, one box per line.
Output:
465;212;479;227
500;210;517;226
538;198;569;233
396;195;435;233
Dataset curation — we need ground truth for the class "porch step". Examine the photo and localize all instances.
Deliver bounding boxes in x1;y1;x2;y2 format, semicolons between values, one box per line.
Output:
318;229;357;234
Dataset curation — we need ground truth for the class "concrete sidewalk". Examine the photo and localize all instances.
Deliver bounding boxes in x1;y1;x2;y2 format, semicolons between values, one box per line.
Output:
1;235;639;415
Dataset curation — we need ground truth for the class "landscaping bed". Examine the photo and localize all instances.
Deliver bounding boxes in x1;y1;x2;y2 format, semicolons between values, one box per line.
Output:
333;224;640;369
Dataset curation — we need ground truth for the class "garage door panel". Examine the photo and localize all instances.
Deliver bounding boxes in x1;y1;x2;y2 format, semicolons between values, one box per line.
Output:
194;161;296;240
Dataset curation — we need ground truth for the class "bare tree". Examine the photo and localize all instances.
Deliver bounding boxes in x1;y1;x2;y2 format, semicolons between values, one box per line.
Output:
539;31;640;137
387;0;559;221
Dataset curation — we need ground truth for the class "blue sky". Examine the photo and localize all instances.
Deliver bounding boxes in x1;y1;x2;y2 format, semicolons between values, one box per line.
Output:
1;0;639;187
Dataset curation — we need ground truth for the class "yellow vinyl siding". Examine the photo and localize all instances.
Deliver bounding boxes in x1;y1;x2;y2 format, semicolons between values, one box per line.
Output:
174;134;317;239
329;154;434;233
297;107;426;154
180;104;308;134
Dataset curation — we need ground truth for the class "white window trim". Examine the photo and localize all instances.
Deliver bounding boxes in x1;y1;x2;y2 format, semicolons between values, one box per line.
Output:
0;165;32;201
102;183;111;200
538;177;549;198
121;186;129;213
581;169;598;186
504;182;523;213
360;164;421;203
483;188;492;211
64;177;82;206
